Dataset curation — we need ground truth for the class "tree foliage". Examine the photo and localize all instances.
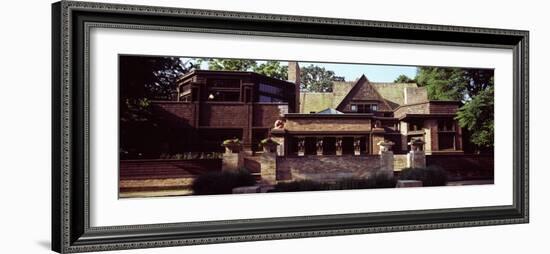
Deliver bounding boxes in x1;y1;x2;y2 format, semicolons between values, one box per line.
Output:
205;60;340;92
119;56;195;158
456;85;494;149
415;67;494;101
300;64;338;92
415;67;466;101
253;60;288;80
119;56;190;101
393;74;416;83
207;59;257;71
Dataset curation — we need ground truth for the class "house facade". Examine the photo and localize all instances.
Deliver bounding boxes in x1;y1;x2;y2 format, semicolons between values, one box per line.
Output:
152;69;298;153
151;62;463;156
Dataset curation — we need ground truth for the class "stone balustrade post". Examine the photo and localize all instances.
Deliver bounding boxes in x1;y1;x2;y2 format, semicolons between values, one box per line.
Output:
316;137;324;156
407;139;426;168
221;140;243;171
336;137;343;156
297;137;305;156
260;138;279;185
377;140;395;177
354;137;361;155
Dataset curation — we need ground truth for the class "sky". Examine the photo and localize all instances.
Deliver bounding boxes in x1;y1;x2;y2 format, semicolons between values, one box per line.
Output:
302;61;418;82
183;58;418;83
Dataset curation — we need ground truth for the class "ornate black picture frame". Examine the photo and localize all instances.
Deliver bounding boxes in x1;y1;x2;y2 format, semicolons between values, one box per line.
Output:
52;1;529;253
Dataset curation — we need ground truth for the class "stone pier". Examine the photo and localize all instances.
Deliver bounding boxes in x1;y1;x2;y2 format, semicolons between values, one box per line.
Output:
378;140;395;177
406;139;426;168
259;138;279;185
222;147;244;171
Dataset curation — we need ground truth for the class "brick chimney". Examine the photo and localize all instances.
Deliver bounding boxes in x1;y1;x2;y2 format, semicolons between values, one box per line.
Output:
288;61;300;113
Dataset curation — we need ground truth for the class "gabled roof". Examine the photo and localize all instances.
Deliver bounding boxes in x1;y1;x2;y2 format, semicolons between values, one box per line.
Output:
317;108;343;114
335;75;393;111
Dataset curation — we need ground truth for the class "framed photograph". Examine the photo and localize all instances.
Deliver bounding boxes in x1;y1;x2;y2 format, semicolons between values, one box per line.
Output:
52;1;529;253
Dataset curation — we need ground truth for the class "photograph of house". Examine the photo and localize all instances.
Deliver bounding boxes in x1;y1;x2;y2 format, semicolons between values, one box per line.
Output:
119;56;494;198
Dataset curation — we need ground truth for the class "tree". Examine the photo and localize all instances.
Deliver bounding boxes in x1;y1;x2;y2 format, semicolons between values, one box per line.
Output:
300;64;338;92
253;61;288;80
415;67;466;101
456;85;494;150
207;59;257;71
119;56;196;158
119;56;188;100
415;67;494;101
393;74;416;83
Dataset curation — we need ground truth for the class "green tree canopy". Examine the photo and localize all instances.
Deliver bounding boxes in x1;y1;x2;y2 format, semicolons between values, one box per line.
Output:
393;74;416;83
415;67;466;101
300;64;338;92
253;60;288;80
456;86;494;149
207;59;257;71
415;67;494;101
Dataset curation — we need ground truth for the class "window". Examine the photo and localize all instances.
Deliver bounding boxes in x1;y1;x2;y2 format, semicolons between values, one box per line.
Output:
259;95;282;103
350;103;378;113
259;83;283;96
438;133;455;150
408;120;424;131
371;104;378;112
438;119;455;131
207;91;240;101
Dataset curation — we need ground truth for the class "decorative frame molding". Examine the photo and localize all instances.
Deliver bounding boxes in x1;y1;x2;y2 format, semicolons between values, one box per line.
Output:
52;1;529;253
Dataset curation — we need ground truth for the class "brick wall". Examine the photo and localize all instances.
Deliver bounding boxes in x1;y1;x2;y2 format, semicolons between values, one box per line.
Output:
276;155;381;182
199;103;249;127
253;104;284;127
394;103;429;118
152;102;197;127
394;102;459;118
429;103;459;114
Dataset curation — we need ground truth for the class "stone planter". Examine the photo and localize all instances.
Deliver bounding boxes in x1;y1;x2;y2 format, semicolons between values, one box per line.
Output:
377;140;395;154
407;139;426;168
222;139;242;154
222;139;243;171
224;145;241;153
408;139;425;151
260;138;279;154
